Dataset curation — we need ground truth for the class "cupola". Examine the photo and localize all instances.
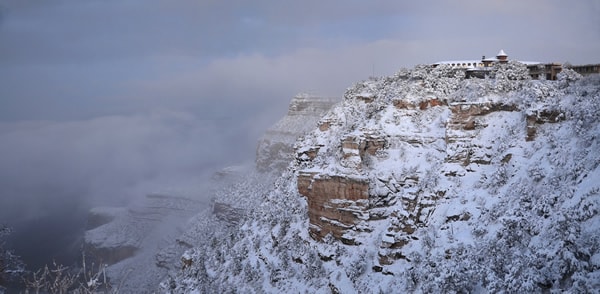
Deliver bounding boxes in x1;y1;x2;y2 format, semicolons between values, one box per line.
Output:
496;49;508;62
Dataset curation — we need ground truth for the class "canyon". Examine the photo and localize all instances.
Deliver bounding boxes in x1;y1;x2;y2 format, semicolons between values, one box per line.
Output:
82;93;338;292
85;63;600;293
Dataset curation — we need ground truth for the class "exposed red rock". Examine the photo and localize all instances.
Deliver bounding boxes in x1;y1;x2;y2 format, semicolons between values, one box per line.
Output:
419;98;446;110
318;120;331;131
526;109;565;141
448;102;518;131
393;98;447;110
297;172;369;241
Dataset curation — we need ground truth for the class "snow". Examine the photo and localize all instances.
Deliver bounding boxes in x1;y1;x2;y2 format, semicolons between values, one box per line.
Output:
433;60;482;68
520;61;542;65
84;193;208;293
163;66;600;293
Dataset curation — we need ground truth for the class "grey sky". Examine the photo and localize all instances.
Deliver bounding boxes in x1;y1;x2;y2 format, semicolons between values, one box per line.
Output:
1;0;599;121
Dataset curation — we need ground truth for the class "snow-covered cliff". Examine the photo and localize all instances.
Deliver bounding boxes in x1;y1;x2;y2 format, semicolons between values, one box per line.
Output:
166;62;600;293
256;93;338;172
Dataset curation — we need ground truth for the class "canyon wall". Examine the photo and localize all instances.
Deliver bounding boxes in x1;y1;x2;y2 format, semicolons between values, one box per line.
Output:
256;93;338;173
294;75;573;267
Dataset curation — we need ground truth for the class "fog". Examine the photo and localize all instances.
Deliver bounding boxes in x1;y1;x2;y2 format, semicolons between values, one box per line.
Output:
0;111;257;268
0;0;598;274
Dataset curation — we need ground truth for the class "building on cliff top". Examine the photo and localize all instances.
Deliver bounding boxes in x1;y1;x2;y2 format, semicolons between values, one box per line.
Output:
433;49;599;80
570;63;600;76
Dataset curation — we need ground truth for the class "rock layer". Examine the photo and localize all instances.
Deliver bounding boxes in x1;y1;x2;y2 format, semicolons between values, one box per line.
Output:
298;172;369;242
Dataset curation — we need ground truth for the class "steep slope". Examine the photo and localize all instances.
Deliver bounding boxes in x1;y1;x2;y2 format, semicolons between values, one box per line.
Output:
256;93;338;172
167;63;600;293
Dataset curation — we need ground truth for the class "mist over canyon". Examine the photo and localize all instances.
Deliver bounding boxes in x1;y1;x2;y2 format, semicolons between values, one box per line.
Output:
0;108;273;272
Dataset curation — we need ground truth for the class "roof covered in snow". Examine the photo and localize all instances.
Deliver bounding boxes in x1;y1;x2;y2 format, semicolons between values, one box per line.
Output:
433;60;482;65
432;60;483;68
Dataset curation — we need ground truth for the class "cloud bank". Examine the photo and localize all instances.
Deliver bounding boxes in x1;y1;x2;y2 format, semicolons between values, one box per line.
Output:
0;110;243;222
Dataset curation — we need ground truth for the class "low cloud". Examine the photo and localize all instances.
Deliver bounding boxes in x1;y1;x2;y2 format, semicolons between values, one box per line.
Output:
0;110;250;223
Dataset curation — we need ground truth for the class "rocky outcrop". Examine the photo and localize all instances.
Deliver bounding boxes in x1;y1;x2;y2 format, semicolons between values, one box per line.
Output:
445;102;519;165
393;97;447;110
338;132;387;169
377;189;446;265
447;102;518;130
298;172;369;243
296;146;322;162
256;94;338;172
526;109;565;141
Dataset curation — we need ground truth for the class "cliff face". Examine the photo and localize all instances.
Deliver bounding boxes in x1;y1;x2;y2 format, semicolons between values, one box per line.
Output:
292;66;595;271
209;94;338;229
256;93;338;172
297;172;369;242
295;98;532;263
168;64;600;293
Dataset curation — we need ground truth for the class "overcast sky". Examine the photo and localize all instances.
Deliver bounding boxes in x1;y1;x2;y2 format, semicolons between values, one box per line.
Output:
1;0;599;121
0;0;599;221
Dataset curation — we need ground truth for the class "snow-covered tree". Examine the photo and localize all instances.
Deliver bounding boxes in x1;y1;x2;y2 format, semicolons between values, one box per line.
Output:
0;224;24;292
